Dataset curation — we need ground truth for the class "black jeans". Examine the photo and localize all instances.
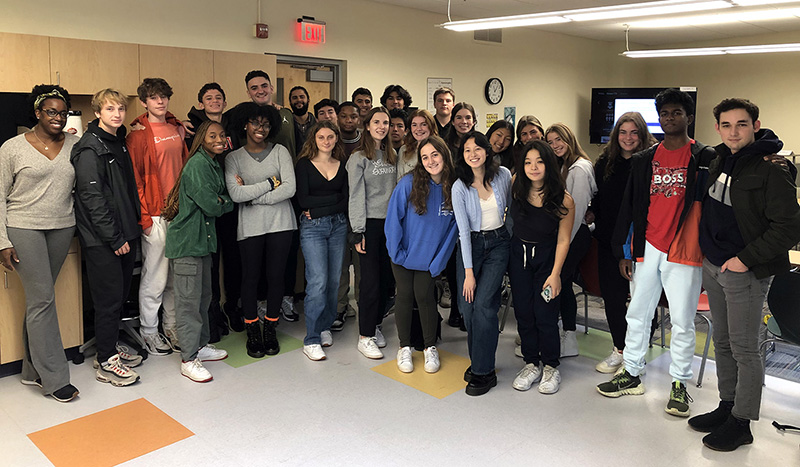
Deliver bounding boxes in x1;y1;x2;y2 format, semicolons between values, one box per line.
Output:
391;263;438;348
509;237;560;368
84;243;136;364
358;219;393;337
560;223;591;331
239;230;293;321
597;241;630;350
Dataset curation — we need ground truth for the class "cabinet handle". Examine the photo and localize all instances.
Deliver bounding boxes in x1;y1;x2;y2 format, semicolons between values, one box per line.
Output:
56;71;60;86
3;271;7;289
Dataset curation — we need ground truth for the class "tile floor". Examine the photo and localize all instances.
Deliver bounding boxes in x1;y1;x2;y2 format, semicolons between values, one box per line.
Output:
1;301;799;466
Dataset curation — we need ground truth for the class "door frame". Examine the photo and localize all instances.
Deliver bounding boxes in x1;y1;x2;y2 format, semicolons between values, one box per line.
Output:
275;54;346;103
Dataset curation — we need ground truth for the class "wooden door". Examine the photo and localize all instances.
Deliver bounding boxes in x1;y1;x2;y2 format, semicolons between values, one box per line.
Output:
275;62;333;109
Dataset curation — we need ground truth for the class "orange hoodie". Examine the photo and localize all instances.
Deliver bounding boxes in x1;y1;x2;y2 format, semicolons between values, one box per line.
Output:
126;112;189;231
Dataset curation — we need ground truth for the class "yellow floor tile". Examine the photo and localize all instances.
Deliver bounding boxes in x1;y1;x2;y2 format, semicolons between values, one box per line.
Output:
371;349;471;399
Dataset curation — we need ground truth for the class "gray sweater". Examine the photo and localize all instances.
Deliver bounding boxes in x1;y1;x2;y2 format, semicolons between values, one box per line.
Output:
565;157;597;241
347;148;397;233
0;133;79;250
225;143;297;241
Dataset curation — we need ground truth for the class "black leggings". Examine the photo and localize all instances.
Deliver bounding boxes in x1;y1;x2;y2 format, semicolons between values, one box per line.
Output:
560;223;591;331
392;264;437;348
239;230;293;321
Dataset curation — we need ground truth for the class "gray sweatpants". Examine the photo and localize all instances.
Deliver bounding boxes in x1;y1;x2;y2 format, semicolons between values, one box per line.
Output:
171;256;212;361
702;258;772;421
7;227;75;395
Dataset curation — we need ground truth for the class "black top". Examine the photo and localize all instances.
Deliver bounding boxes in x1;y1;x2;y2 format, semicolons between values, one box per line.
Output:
510;198;559;243
592;156;631;246
295;157;348;219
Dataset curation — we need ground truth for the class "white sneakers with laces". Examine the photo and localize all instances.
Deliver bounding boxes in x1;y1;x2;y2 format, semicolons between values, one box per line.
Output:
538;365;561;394
140;331;172;356
358;336;383;359
181;358;212;382
303;344;326;361
423;346;440;373
198;344;228;361
96;354;140;386
397;346;414;373
596;347;624;374
513;363;542;391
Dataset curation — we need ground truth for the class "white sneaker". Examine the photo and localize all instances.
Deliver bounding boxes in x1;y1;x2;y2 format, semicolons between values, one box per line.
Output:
515;334;522;345
538;365;561;394
197;344;228;362
181;358;212;382
303;344;326;361
163;327;181;351
560;330;579;357
596;347;624;374
96;354;139;387
512;363;542;391
397;346;414;373
375;326;387;348
320;330;333;347
115;344;143;367
514;344;523;358
140;331;172;356
358;336;384;359
423;346;440;373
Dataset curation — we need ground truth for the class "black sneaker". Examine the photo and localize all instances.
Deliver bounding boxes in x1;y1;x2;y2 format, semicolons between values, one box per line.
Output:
703;414;753;451
596;369;645;397
465;371;497;396
331;312;345;332
21;378;42;388
51;384;80;402
689;400;734;432
262;319;280;355
665;381;693;417
447;311;462;328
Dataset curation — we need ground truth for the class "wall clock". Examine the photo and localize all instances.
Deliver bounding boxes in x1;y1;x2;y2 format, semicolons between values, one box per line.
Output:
484;77;503;105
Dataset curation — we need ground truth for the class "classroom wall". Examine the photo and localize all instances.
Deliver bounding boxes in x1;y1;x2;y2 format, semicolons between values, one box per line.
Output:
2;0;796;153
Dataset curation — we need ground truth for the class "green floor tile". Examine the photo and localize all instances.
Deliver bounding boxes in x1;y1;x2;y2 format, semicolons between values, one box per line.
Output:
214;329;303;368
577;328;669;362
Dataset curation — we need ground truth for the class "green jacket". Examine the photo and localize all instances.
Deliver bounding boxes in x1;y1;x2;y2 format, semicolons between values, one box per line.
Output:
166;147;233;258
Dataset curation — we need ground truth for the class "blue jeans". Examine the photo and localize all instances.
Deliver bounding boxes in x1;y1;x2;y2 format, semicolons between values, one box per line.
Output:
300;212;348;345
456;227;510;375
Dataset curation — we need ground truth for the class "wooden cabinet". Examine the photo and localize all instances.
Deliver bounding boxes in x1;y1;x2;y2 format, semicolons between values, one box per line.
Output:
0;238;83;364
49;38;139;95
0;32;51;93
213;51;277;105
139;45;214;123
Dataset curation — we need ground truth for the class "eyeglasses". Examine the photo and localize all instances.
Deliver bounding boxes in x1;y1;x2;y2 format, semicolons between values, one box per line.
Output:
41;109;69;119
248;120;270;130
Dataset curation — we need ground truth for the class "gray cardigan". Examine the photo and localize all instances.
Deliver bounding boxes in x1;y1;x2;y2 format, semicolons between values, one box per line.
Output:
225;144;297;241
346;148;397;233
0;133;79;250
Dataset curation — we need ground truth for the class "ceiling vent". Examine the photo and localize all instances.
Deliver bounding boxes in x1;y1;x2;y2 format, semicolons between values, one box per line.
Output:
474;29;502;43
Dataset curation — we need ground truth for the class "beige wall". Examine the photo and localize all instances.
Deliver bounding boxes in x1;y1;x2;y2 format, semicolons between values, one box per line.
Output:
1;0;797;153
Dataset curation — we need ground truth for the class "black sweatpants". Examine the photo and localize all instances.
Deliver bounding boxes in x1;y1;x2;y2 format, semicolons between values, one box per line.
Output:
239;230;293;321
358;219;393;337
391;263;438;348
597;241;630;350
560;223;591;331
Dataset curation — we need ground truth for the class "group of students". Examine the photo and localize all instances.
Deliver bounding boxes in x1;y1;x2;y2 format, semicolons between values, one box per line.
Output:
3;77;798;453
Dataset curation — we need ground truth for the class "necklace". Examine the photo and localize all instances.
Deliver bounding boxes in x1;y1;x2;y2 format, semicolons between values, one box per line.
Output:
31;129;54;150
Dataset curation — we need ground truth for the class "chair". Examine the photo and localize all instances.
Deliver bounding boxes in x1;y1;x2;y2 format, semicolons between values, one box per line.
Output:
761;270;800;385
652;291;714;388
575;238;602;335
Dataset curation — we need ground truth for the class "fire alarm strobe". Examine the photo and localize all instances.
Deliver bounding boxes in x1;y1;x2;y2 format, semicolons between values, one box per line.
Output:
254;23;269;39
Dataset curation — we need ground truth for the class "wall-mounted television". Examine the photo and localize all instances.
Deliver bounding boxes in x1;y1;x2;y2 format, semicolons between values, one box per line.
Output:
589;87;697;144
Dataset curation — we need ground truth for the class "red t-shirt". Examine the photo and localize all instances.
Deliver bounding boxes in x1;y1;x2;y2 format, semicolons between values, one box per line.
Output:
645;141;692;254
150;121;184;201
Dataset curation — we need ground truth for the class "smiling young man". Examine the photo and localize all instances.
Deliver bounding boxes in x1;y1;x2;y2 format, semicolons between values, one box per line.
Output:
433;87;455;140
290;85;315;155
351;87;373;120
186;83;228;149
127;78;189;356
389;108;408;152
314;98;339;123
597;89;716;418
690;98;800;451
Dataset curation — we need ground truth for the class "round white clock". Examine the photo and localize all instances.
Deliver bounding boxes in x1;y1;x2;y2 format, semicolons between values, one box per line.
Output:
484;77;504;105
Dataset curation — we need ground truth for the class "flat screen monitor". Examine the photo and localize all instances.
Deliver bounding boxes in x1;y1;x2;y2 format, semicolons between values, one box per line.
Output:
590;87;697;144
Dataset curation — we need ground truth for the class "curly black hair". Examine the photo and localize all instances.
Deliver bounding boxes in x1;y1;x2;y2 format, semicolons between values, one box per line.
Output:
229;101;281;141
29;84;71;110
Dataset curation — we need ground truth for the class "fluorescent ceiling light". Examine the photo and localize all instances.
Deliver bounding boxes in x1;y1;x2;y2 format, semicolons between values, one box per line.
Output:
439;0;734;31
623;43;800;57
627;8;800;27
565;1;732;22
441;14;570;32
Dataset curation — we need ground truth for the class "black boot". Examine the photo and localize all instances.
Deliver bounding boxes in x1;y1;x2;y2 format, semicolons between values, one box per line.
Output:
465;371;497;396
689;400;734;432
245;321;266;358
702;414;753;451
224;301;245;332
262;319;280;355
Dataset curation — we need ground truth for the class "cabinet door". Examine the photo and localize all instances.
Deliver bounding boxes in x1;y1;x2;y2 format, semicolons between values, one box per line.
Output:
49;38;139;95
213;51;277;106
0;239;83;364
0;32;51;93
139;45;213;124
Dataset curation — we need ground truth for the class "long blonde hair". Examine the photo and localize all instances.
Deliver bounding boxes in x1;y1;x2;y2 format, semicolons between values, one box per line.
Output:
545;122;590;180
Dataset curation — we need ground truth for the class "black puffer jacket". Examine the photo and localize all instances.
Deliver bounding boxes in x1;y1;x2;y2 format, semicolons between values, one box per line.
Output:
70;120;140;250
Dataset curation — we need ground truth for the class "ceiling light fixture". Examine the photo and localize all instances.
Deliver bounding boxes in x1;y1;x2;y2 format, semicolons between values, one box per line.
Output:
439;0;734;31
626;7;800;28
622;42;800;57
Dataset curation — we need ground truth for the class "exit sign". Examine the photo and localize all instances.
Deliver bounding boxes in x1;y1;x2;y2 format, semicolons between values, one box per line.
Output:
297;18;326;44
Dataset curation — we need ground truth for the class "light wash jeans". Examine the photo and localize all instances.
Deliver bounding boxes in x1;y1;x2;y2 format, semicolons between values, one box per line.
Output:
300;212;347;345
623;241;702;382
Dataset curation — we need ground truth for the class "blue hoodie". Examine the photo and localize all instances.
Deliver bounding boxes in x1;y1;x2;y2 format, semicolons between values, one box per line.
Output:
385;175;458;277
